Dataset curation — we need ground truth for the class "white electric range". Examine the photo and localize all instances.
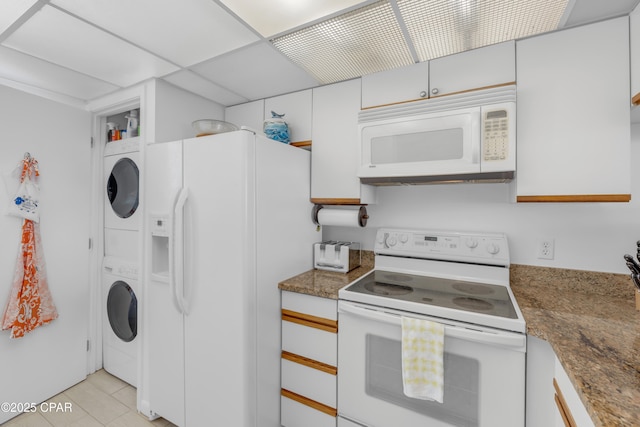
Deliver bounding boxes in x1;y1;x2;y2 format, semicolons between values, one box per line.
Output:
337;228;526;427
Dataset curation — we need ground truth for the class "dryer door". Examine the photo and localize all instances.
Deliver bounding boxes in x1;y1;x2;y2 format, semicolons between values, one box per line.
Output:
107;157;139;220
107;280;138;342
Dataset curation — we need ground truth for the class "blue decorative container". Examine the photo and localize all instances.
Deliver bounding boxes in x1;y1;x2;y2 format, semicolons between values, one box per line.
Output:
264;111;290;144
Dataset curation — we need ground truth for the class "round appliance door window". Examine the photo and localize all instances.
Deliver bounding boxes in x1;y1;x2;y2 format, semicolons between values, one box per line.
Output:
107;281;138;342
107;158;139;219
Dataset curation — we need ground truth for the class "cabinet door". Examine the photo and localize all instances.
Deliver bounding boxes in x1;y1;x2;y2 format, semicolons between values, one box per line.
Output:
631;4;640;106
429;41;515;97
265;89;312;145
554;357;595;427
312;79;375;204
361;61;429;109
516;17;631;202
225;99;265;132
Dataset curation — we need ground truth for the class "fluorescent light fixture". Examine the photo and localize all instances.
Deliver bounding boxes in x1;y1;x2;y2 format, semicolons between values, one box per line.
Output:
397;0;570;60
272;1;413;84
272;0;570;84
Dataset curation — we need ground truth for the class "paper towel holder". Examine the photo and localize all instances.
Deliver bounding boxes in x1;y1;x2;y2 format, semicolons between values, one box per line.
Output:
312;204;369;227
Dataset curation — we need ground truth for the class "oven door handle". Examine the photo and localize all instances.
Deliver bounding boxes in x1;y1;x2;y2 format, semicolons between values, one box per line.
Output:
339;302;526;350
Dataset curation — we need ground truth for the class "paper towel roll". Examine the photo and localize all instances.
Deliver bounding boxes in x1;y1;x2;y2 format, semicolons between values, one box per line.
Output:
315;206;368;227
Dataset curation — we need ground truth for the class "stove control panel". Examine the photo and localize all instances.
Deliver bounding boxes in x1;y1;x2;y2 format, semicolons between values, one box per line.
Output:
375;228;509;266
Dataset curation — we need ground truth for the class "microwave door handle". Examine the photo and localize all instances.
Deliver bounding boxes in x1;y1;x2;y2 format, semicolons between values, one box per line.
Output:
339;302;525;350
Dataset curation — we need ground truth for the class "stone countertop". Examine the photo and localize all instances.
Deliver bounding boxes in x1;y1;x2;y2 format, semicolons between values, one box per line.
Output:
278;251;374;299
279;259;640;426
510;264;640;427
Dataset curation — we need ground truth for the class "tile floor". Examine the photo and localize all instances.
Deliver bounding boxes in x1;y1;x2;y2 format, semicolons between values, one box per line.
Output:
1;370;176;427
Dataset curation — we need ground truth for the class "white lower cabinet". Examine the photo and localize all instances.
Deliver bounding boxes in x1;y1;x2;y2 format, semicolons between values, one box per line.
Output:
526;336;594;427
281;291;338;427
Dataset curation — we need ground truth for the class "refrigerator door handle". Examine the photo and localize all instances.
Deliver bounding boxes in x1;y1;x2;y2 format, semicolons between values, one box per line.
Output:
170;188;189;315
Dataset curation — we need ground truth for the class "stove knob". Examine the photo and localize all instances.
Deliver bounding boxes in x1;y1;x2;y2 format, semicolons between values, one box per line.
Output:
386;235;397;247
399;234;409;244
465;238;478;249
486;243;500;255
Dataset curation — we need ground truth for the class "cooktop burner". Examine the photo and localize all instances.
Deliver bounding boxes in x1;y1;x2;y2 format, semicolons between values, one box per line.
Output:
344;270;518;319
364;282;413;296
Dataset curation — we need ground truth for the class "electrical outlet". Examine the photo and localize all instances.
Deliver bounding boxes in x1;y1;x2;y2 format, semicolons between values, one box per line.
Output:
537;238;555;260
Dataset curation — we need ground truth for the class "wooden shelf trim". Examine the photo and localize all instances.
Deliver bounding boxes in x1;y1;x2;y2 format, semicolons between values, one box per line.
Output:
517;194;631;203
554;378;577;427
632;92;640;106
290;140;312;148
310;198;365;205
282;350;337;376
282;309;338;333
281;388;337;418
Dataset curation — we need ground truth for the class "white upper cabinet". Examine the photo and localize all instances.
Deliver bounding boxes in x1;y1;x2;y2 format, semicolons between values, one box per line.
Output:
312;79;375;204
361;41;515;109
429;41;515;97
361;61;429;109
225;99;265;133
516;17;631;202
264;89;313;146
631;4;640;107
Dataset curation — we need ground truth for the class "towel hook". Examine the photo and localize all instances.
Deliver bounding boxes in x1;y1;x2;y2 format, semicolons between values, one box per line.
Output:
24;152;31;160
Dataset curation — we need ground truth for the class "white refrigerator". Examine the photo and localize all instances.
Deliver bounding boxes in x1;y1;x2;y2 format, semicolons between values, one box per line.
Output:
143;130;317;427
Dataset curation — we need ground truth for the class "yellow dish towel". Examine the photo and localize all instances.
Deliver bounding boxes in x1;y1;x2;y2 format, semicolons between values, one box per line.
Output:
401;316;445;403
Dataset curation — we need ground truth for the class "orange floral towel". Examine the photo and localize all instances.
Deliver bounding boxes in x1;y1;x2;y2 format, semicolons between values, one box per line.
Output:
2;156;57;338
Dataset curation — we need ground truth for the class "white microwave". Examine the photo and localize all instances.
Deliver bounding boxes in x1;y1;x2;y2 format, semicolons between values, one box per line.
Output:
358;85;516;185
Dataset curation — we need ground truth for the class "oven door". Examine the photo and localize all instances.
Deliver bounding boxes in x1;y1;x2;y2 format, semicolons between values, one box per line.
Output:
337;301;525;427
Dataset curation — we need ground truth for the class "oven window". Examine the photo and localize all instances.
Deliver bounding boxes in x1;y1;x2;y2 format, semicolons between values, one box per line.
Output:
366;335;479;427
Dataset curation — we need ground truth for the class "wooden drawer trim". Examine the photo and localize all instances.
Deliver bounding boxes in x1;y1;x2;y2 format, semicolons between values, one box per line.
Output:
281;388;337;418
282;309;338;333
517;194;631;203
282;351;337;376
632;92;640;106
554;378;577;427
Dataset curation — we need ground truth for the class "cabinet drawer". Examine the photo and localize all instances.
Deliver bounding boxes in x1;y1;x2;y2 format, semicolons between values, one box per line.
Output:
282;356;337;408
281;394;336;427
282;320;337;366
282;291;338;321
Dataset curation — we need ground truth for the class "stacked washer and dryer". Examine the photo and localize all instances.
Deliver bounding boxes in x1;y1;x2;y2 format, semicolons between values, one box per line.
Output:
102;137;142;387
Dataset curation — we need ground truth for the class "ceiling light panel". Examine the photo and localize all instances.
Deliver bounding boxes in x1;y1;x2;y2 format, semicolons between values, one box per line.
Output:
272;1;414;84
397;0;569;61
50;0;259;67
2;5;178;87
0;0;38;35
219;0;367;38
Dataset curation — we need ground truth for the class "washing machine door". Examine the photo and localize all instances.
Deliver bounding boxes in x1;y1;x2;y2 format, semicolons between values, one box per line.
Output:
107;158;139;219
107;281;137;342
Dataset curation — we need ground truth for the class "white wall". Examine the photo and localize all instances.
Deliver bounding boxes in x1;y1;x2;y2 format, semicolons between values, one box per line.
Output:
324;124;640;275
0;85;91;423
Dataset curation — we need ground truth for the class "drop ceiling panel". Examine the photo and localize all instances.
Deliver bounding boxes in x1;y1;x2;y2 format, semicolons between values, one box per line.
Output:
220;0;367;37
0;0;37;34
2;5;178;87
163;70;248;106
191;42;319;100
50;0;260;67
0;45;118;99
